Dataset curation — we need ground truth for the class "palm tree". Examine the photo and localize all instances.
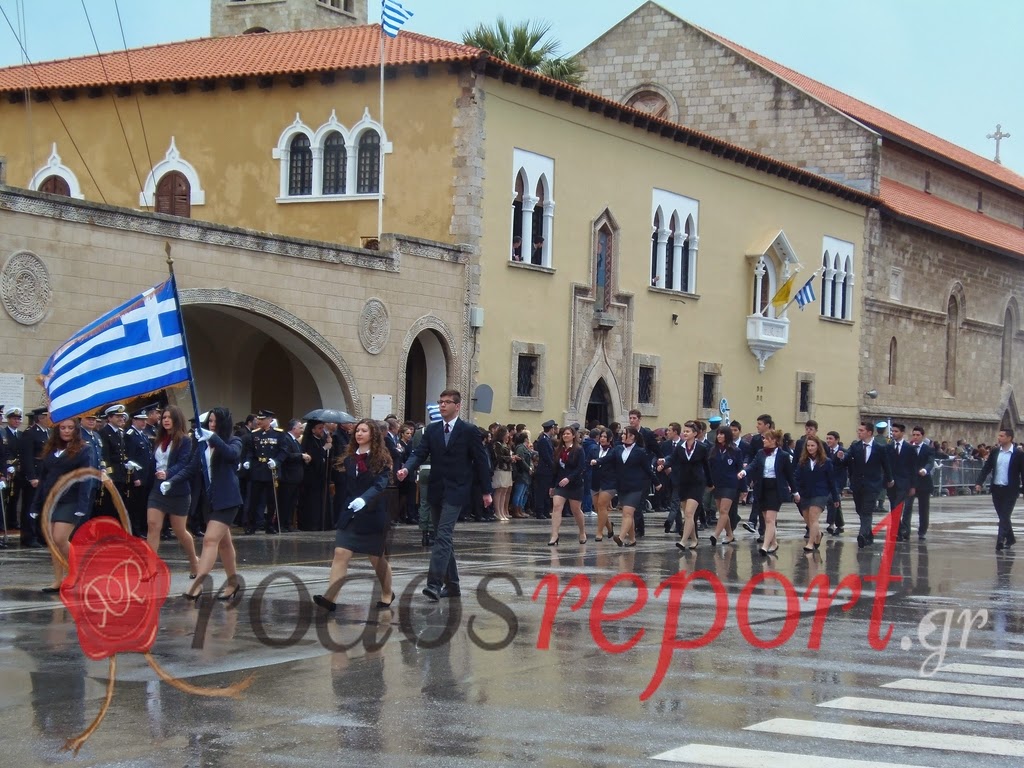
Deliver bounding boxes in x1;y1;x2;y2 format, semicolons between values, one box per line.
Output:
462;17;586;86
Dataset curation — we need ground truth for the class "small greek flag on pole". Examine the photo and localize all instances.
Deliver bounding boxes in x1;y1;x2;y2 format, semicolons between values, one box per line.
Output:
794;277;816;310
426;403;442;423
381;0;413;37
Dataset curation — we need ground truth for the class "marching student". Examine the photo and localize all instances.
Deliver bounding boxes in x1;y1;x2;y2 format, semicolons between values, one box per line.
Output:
592;427;659;547
145;405;199;577
659;421;712;550
794;434;840;552
738;428;796;556
707;426;743;546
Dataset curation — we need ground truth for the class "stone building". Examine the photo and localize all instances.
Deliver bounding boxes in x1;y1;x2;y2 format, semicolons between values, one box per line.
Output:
211;0;368;37
578;1;1024;444
0;24;875;433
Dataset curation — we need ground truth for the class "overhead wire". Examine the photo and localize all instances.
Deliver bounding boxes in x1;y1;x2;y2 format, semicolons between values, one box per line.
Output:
16;0;34;171
80;0;145;198
0;0;108;202
113;0;155;198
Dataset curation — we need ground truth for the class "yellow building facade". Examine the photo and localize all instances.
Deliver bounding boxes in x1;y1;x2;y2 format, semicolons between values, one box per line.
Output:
0;26;873;435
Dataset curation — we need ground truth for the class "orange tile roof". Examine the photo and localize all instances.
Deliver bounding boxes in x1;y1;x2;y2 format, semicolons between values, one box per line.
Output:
881;178;1024;260
699;27;1024;195
0;24;483;92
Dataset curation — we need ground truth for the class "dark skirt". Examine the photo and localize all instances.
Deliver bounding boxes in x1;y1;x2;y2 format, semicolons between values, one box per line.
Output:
552;485;583;502
205;504;239;527
714;486;739;502
760;479;781;511
148;486;191;517
335;526;386;556
618;490;645;510
800;495;830;512
679;482;706;503
51;499;82;526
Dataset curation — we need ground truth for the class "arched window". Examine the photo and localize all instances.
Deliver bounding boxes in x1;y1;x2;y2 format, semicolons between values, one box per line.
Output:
39;175;70;196
650;208;663;287
1002;306;1015;384
752;256;774;316
820;251;832;317
509;149;555;268
321;131;346;195
511;171;525;259
356;130;381;194
595;223;614;311
888;337;898;385
945;295;959;395
288;134;312;195
664;215;677;290
830;253;843;318
155;171;190;217
680;216;693;292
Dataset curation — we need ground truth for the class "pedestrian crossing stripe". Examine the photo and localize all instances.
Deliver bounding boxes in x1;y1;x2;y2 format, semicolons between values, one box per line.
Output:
883;678;1024;700
651;744;936;767
820;695;1024;725
937;662;1024;679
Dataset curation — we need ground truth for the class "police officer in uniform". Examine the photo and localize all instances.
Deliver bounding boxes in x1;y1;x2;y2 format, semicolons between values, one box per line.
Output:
143;404;161;442
125;410;155;537
244;409;283;534
2;407;24;534
98;404;129;519
79;411;105;514
19;407;50;547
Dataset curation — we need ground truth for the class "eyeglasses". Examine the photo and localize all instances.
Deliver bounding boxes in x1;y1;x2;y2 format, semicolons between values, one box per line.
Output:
437;400;456;406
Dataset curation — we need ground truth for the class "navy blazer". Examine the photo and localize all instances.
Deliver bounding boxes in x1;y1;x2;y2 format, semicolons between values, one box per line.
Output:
278;431;305;485
745;434;765;466
839;440;893;495
885;440;918;490
31;444;95;517
793;457;841;505
664;440;712;489
744;449;797;505
708;445;744;490
911;442;935;493
402;418;492;508
588;443;613;492
594;444;658;495
172;434;242;511
552;445;586;490
157;436;195;497
977;447;1024;496
333;454;390;534
535;433;555;476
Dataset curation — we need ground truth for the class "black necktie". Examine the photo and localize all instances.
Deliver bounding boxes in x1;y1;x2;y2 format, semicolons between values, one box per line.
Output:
444;423;451;445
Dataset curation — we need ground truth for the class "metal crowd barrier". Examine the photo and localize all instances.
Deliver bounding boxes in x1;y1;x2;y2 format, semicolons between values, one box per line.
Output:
931;458;986;496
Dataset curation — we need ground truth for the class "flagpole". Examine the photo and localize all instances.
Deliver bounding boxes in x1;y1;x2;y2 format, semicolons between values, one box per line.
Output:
164;242;202;428
778;269;820;315
378;18;385;240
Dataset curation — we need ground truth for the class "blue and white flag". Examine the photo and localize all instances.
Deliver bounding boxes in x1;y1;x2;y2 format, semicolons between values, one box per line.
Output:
381;0;413;38
425;403;442;423
794;277;816;310
41;276;191;422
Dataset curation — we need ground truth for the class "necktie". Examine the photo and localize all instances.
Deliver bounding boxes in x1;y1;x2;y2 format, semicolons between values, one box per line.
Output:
897;442;901;456
444;422;451;446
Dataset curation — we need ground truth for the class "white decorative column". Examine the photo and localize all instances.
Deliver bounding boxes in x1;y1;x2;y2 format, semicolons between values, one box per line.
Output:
521;194;538;262
753;256;766;314
670;239;683;291
654;227;670;288
345;141;358;194
687;234;699;292
542;199;555;267
822;264;835;316
310;146;323;196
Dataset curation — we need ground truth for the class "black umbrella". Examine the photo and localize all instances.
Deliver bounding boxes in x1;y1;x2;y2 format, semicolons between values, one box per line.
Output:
303;408;357;424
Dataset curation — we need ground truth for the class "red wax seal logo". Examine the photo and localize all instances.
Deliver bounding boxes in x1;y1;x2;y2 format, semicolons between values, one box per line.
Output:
60;517;170;660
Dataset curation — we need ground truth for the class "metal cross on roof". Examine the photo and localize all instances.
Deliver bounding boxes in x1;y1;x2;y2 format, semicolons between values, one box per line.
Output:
987;124;1011;165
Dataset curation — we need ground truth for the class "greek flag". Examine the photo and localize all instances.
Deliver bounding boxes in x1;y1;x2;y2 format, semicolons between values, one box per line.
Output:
794;277;816;310
381;0;413;38
41;276;191;422
426;403;442;423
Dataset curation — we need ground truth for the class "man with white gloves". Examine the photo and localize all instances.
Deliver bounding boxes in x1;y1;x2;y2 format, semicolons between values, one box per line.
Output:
243;409;284;535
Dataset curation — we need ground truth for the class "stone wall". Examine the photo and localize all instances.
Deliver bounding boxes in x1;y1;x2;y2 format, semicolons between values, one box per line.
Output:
210;0;367;36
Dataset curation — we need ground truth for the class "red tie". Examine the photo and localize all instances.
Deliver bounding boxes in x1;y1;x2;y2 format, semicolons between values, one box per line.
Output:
444;423;450;434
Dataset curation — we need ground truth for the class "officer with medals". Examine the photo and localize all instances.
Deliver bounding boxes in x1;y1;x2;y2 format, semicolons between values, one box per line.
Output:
79;411;105;514
19;407;50;547
125;410;155;537
243;409;284;534
98;404;129;519
2;407;24;537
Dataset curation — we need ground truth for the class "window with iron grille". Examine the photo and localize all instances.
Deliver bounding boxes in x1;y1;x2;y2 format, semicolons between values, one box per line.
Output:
702;373;715;410
517;355;538;397
322;132;346;194
357;131;381;194
799;380;812;414
288;134;312;195
638;366;655;404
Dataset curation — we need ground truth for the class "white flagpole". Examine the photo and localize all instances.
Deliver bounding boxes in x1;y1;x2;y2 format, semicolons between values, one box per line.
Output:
378;22;385;240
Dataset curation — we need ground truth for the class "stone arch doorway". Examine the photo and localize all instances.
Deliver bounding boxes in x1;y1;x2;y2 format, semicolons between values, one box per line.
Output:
586;378;613;428
178;289;360;420
403;328;451;423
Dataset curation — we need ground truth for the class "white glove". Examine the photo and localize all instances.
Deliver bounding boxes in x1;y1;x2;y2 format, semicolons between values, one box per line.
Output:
267;459;277;470
348;497;366;512
243;461;251;470
196;428;213;442
5;466;13;475
160;481;171;495
0;480;5;491
125;461;142;471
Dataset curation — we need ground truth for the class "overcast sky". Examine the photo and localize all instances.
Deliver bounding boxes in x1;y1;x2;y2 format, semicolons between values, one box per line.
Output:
1;0;1021;173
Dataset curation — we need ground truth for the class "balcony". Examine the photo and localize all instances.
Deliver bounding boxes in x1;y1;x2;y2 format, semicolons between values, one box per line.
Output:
746;314;789;371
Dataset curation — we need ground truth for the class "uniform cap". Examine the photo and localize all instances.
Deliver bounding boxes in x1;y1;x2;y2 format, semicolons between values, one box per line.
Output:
875;421;888;430
30;406;49;417
133;411;147;420
257;409;275;419
142;402;161;413
541;419;557;428
5;407;23;418
708;416;723;425
105;404;126;416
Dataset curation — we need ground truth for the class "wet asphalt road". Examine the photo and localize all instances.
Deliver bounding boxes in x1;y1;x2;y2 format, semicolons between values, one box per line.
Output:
0;495;1022;767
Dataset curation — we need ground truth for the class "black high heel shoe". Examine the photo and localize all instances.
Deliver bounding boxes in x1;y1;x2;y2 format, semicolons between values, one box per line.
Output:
313;594;337;612
216;584;243;601
181;591;201;602
376;592;396;608
547;537;559;546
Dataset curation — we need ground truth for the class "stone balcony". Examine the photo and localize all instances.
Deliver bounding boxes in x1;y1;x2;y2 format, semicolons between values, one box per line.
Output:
746;314;789;371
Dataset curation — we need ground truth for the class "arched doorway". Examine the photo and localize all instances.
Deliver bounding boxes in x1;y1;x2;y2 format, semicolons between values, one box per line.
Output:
403;329;449;423
586;378;612;428
177;292;358;421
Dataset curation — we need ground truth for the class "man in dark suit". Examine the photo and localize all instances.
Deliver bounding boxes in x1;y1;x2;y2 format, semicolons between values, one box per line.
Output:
662;422;683;534
2;407;23;535
125;411;154;537
975;428;1024;552
98;403;129;519
899;426;935;541
397;389;492;602
533;420;557;519
19;407;50;547
742;413;773;536
886;422;918;541
838;421;894;548
824;430;847;534
628;409;659;537
276;419;307;532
